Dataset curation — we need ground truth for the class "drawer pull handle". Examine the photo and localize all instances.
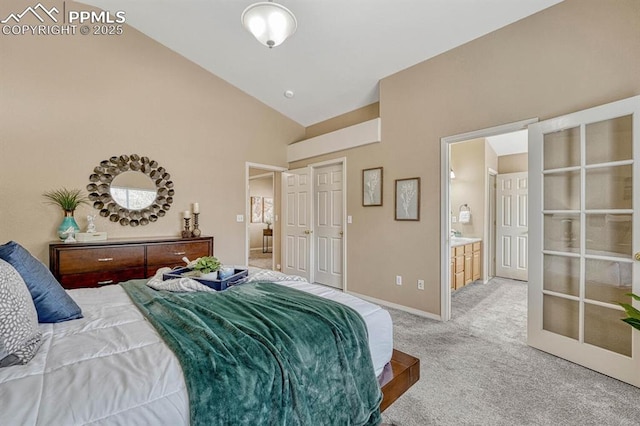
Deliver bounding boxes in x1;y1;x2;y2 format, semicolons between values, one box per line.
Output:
97;280;114;285
97;257;114;262
174;252;186;256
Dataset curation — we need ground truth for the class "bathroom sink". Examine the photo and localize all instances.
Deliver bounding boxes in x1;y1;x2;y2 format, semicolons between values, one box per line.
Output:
451;237;481;246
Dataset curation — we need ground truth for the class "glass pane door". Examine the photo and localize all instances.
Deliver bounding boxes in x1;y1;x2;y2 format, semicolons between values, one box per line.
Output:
528;96;640;387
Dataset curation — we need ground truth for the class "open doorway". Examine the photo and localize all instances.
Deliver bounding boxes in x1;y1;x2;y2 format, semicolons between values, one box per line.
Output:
245;163;287;271
248;171;275;269
440;119;535;321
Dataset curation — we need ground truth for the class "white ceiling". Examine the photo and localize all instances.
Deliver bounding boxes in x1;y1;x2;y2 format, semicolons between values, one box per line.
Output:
81;0;563;126
486;130;528;156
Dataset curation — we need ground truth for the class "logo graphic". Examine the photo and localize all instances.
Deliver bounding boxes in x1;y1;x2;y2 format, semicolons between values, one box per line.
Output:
1;3;59;24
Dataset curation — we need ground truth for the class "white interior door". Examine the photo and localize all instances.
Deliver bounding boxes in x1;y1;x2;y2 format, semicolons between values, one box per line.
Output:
496;172;529;281
528;95;640;386
314;164;344;289
282;168;311;281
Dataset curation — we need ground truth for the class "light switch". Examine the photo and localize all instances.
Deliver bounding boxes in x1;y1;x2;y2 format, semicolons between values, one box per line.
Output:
347;215;353;224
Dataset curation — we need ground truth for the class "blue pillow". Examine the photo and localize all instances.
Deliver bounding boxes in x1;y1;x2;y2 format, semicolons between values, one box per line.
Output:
0;241;82;323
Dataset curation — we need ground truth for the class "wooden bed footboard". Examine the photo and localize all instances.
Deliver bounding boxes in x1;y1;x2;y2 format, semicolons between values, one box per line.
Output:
379;349;420;411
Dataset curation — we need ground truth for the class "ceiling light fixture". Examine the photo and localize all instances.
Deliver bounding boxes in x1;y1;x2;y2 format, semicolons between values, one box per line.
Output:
241;1;297;49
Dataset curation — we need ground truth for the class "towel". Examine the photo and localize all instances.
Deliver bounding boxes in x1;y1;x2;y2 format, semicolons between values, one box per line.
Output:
459;211;471;224
146;267;216;293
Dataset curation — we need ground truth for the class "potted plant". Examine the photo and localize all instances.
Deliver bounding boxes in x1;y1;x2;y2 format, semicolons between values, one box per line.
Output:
619;293;640;330
192;256;221;279
43;188;89;240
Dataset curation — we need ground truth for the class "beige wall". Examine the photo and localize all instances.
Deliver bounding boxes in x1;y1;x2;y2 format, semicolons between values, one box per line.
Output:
291;0;640;316
451;139;485;238
305;103;379;139
3;0;640;318
0;0;304;264
499;153;528;174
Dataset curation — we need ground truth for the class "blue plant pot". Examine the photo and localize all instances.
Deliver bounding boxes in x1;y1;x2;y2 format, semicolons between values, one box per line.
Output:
58;212;80;240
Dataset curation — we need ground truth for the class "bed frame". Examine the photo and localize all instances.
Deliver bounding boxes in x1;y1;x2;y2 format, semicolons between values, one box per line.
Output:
379;349;420;411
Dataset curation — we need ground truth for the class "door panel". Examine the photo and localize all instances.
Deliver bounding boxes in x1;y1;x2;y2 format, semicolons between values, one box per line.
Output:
314;164;343;289
496;172;528;280
282;168;311;280
528;95;640;387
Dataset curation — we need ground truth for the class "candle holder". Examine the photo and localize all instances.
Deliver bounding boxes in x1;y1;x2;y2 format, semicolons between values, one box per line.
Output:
192;212;201;237
182;217;192;238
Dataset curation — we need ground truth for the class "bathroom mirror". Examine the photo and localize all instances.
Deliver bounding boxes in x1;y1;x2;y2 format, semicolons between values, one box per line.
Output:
87;154;174;227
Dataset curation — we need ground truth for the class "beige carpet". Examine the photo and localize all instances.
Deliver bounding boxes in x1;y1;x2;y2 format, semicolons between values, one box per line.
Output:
248;250;273;270
382;278;640;425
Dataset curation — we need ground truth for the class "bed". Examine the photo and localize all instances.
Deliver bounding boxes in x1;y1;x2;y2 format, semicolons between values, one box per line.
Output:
0;267;395;425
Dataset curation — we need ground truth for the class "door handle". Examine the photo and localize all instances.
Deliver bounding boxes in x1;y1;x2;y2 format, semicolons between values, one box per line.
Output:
339;231;344;237
635;252;640;261
304;230;313;235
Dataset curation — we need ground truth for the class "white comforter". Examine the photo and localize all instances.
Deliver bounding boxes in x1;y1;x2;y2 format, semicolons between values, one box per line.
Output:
0;276;392;425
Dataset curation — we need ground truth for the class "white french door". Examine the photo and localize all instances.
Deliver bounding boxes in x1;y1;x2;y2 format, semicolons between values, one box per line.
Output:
282;168;311;281
314;164;344;289
528;95;640;386
496;172;528;281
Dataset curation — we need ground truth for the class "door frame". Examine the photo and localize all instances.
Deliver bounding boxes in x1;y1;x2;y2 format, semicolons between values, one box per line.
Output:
245;162;288;269
486;168;498;279
283;157;348;290
440;118;538;321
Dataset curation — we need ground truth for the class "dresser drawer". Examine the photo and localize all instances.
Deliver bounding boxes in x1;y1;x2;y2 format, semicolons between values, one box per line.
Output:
58;246;145;274
146;241;212;276
50;236;214;289
59;268;146;289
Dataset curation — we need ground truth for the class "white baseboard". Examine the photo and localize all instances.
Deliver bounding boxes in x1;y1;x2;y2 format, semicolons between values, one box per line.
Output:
346;290;442;321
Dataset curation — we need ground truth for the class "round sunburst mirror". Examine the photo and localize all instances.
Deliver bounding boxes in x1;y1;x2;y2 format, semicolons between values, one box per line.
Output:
87;154;174;227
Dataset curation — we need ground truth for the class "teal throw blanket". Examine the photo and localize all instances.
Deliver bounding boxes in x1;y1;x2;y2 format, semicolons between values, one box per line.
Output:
121;280;382;426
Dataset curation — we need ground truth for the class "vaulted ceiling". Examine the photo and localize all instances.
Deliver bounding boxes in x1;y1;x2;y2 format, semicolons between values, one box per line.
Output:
81;0;563;126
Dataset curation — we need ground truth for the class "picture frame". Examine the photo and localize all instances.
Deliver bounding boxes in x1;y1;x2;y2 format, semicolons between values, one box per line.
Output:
362;167;383;206
250;196;263;223
263;197;274;223
395;177;420;221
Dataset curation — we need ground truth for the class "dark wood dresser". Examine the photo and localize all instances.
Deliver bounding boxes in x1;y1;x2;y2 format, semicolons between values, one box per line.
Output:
49;236;213;289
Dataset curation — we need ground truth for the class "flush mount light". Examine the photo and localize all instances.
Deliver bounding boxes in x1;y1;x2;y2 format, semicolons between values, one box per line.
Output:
284;90;294;98
241;1;297;48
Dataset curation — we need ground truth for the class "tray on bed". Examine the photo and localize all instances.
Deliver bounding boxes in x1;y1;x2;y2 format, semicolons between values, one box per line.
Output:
162;267;248;291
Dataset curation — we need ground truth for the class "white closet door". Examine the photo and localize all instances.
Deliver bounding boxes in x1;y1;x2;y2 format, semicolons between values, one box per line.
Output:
496;172;528;281
528;95;640;386
314;164;343;289
282;168;311;281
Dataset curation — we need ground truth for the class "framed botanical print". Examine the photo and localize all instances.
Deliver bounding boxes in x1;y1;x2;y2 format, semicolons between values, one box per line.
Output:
362;167;383;206
251;196;263;223
395;177;420;221
263;197;274;223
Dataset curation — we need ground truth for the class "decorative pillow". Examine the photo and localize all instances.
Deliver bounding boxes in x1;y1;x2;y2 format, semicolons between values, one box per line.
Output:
0;241;82;323
0;259;43;367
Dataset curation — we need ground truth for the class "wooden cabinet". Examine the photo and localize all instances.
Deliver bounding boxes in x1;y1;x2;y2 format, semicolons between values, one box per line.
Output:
472;242;481;281
49;236;213;289
451;241;482;291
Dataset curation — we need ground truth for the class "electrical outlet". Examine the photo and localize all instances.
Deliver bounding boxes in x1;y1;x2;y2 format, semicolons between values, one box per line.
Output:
452;216;457;223
236;214;244;222
417;279;425;290
276;264;281;271
396;275;402;286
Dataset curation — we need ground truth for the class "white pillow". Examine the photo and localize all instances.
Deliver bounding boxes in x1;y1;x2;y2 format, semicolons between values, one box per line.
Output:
0;259;43;367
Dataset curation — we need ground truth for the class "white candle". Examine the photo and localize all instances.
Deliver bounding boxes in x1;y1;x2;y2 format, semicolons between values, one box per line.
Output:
183;210;191;219
192;202;199;213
